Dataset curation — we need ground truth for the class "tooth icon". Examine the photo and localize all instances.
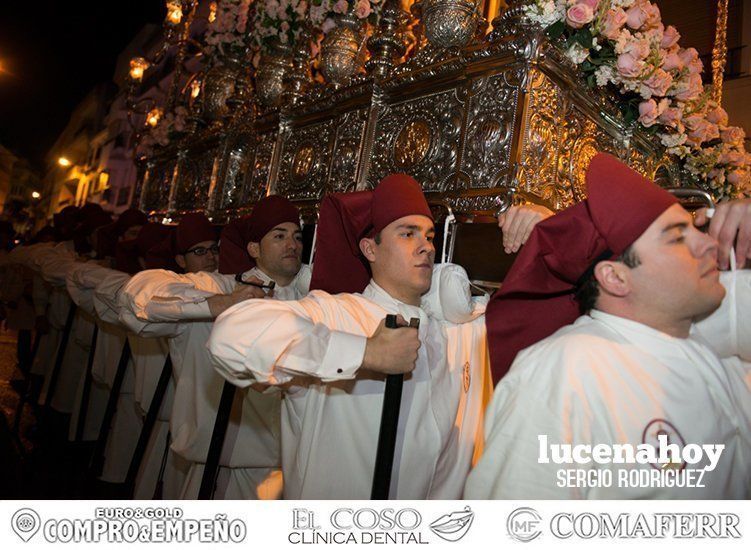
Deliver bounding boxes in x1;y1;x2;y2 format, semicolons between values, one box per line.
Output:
12;509;41;542
430;506;475;542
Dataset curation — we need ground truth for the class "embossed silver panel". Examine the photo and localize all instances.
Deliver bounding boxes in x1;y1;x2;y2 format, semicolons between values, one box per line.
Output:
367;89;465;192
174;148;218;212
276;119;336;201
328;108;369;193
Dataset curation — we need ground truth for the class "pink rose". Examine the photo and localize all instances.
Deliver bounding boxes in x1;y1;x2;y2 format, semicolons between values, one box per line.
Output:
706;106;729;126
600;8;627;40
638;99;665;127
721;125;745;145
642;68;673;97
658;107;682;128
617;52;644;77
622;37;650;60
332;0;348;14
677;47;699;67
720;151;746;167
661;51;684;72
354;0;371;19
661;25;680;49
625;2;648;30
643;2;661;29
684;115;719;145
673;73;703;101
566;4;595;29
727;170;745;185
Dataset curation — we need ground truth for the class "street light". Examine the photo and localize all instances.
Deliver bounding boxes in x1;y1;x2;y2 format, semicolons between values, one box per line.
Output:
58;157;71;167
31;191;41;199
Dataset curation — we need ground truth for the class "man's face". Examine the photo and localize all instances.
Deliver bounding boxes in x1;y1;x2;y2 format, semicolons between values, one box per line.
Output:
628;204;725;321
247;222;303;280
361;215;435;304
176;239;219;273
122;224;143;242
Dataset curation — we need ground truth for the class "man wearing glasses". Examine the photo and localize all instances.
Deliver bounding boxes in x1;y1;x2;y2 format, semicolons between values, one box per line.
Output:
119;199;310;499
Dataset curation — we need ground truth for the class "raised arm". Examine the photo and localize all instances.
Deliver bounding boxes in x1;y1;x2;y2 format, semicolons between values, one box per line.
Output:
208;291;419;388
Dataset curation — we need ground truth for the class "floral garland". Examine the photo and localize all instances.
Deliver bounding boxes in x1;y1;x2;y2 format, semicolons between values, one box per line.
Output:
523;0;750;199
205;0;253;54
314;0;383;34
253;0;310;51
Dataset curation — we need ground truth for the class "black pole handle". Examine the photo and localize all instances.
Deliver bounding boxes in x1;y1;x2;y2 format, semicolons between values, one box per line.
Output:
371;314;419;500
75;324;99;442
42;303;78;425
198;380;237;499
124;354;173;496
89;338;131;479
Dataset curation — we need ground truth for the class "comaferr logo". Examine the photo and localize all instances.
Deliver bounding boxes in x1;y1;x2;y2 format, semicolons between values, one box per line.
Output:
429;506;475;542
507;507;542;543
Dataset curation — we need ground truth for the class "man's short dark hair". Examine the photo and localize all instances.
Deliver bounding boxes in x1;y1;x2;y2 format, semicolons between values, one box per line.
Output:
575;245;641;314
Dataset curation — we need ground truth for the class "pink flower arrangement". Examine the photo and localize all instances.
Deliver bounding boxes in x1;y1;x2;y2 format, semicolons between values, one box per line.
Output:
205;0;253;53
523;0;750;199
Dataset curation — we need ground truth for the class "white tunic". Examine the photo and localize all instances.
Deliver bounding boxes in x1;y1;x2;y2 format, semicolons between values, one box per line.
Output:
35;243;95;417
207;269;490;500
465;270;751;499
119;265;311;499
91;269;181;494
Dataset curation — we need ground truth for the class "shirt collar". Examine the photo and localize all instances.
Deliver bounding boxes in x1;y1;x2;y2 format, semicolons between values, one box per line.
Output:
363;280;425;324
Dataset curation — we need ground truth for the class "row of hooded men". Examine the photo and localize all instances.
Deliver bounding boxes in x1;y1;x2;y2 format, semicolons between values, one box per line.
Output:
3;153;749;499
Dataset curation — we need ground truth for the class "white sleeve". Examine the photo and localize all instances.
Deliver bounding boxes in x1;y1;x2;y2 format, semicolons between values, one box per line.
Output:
93;271;131;325
208;292;367;387
66;263;113;315
119;269;232;323
693;269;751;361
38;249;79;287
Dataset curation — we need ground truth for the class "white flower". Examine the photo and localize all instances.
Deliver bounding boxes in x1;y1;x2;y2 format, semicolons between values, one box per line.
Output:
565;43;590;65
595;65;616;86
659;132;688;148
522;0;566;27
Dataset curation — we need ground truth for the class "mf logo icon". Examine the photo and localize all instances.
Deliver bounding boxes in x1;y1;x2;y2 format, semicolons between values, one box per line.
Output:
506;507;542;542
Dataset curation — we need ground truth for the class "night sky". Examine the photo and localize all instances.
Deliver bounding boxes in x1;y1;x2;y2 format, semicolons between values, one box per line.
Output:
0;1;164;168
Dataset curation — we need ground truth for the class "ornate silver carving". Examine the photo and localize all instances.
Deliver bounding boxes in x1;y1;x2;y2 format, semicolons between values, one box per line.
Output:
275;119;336;200
244;131;276;204
459;70;522;190
367;89;464;191
321;9;366;86
172;147;218;212
139;160;176;212
366;0;407;79
421;0;478;50
256;41;293;108
201;56;248;122
328;109;369;192
282;25;314;107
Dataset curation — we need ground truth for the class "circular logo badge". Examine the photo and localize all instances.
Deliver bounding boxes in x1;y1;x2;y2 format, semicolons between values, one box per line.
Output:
507;507;542;543
642;418;686;471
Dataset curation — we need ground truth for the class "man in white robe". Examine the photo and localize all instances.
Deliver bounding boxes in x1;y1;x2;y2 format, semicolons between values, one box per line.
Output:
119;201;308;499
467;153;751;499
208;175;492;499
